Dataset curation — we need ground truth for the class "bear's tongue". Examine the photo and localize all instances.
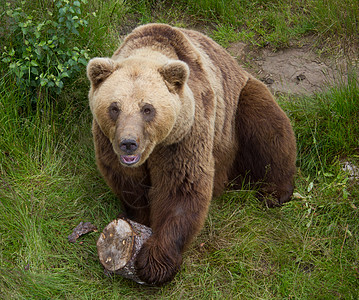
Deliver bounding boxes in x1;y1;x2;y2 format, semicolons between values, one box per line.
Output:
120;154;140;165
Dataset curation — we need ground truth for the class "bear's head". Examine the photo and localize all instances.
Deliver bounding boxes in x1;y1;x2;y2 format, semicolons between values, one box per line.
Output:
87;56;195;167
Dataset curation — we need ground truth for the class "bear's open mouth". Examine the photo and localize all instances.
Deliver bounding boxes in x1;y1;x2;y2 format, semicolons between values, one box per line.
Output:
120;154;141;165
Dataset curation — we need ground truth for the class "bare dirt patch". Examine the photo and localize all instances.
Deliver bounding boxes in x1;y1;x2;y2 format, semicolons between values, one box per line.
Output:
228;42;352;95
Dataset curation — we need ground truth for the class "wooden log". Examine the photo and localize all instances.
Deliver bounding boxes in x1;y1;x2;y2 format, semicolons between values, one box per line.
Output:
97;218;152;284
68;222;97;243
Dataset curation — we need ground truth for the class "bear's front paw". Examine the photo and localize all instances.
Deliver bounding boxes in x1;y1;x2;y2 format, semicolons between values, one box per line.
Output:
135;238;182;286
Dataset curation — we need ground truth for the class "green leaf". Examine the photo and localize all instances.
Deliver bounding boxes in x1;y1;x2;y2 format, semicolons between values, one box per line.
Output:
40;78;48;86
324;172;334;177
9;48;15;56
307;181;314;192
78;57;87;66
36;23;44;32
67;59;76;66
59;7;67;16
30;60;39;66
2;57;11;63
71;28;79;35
31;67;39;75
56;80;64;88
47;81;55;87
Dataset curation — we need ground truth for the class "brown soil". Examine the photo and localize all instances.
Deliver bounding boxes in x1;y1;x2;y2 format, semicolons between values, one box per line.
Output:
227;42;354;95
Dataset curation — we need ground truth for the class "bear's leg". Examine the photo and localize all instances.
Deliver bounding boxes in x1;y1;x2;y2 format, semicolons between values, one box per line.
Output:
135;150;215;285
233;78;296;206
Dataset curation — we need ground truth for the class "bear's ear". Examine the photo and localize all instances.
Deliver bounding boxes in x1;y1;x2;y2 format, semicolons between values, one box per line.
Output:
87;58;116;88
159;61;189;93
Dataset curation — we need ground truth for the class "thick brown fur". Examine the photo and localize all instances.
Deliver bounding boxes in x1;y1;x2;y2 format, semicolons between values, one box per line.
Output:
87;24;296;285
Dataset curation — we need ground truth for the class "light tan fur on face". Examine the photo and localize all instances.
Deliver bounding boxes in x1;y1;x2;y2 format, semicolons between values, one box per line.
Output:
87;55;195;166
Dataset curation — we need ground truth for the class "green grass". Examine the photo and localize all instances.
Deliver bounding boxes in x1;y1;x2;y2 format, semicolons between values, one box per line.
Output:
173;0;359;49
283;73;359;174
116;0;357;49
1;0;359;298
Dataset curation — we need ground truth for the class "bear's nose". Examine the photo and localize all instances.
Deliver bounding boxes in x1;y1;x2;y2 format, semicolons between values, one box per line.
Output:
119;139;138;154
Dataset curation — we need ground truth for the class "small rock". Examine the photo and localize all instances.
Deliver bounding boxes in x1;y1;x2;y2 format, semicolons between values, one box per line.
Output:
342;161;359;180
261;77;275;85
296;74;306;82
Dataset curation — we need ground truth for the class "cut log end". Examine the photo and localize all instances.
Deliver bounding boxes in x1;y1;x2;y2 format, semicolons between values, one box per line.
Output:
97;218;152;284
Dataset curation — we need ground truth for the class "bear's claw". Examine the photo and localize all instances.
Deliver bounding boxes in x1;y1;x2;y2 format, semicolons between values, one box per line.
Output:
135;238;182;286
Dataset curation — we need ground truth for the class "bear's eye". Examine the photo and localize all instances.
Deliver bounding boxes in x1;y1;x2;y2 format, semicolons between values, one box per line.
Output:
141;103;155;121
108;102;120;121
143;107;151;114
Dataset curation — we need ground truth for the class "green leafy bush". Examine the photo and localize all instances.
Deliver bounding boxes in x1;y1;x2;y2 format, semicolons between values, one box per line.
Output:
2;0;90;98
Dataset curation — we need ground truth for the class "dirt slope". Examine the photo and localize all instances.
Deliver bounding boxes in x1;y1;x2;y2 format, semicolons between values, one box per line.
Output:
228;42;352;95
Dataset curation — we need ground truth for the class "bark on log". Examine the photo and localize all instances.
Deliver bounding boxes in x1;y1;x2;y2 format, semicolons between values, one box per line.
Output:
97;218;152;284
68;222;97;243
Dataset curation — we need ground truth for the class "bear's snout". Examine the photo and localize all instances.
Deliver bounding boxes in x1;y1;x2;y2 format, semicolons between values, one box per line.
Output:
118;138;142;166
120;138;138;154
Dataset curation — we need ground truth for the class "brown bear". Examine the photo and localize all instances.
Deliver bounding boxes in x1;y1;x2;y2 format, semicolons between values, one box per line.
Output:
87;23;296;285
